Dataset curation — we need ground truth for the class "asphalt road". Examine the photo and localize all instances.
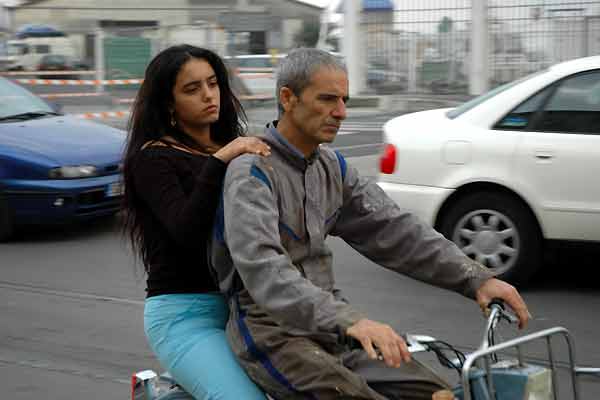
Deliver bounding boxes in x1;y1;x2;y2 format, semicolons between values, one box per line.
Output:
1;141;600;400
1;214;599;400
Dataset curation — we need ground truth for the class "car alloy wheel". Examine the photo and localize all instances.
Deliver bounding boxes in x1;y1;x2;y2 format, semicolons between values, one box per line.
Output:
438;191;542;286
451;209;519;275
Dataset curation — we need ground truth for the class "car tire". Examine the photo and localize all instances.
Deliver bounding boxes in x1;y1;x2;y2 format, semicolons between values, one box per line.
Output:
0;195;14;242
438;191;542;286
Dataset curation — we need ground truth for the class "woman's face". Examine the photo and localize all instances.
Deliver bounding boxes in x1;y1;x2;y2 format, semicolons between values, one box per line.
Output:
171;58;221;132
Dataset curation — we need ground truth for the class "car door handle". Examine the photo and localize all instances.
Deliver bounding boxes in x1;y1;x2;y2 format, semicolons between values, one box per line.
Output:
534;151;554;160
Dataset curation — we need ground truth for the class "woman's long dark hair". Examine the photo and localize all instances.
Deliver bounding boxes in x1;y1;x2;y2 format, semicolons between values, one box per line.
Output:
122;44;247;269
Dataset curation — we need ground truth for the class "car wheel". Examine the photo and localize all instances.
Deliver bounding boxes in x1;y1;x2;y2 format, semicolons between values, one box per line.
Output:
438;191;542;286
0;195;14;242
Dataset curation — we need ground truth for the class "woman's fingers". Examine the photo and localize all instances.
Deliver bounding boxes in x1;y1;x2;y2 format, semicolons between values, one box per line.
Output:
243;137;271;156
214;137;270;162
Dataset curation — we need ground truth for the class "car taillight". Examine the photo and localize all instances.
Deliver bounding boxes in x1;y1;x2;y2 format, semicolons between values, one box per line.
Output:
379;144;396;174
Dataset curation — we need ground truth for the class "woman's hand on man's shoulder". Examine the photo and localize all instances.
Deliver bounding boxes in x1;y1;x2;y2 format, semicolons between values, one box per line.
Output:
213;137;271;163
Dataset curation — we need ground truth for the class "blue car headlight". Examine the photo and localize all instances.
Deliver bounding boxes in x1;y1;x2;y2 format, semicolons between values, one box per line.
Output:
48;165;98;179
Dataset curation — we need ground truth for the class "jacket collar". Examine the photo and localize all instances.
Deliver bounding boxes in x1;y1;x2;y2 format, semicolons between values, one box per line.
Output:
263;121;321;171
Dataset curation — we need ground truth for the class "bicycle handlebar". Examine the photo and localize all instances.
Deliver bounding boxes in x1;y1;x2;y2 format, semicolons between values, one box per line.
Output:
487;298;505;311
479;298;518;351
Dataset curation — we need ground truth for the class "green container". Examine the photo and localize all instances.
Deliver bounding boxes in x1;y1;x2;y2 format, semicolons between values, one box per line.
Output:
104;37;151;80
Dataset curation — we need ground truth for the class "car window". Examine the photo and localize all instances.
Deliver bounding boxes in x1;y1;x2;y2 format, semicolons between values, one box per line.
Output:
8;43;28;55
446;70;546;119
494;84;554;130
35;44;50;54
42;55;66;64
0;77;54;119
531;70;600;134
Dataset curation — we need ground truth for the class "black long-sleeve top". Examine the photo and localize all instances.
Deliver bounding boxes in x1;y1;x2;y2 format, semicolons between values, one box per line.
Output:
131;146;227;297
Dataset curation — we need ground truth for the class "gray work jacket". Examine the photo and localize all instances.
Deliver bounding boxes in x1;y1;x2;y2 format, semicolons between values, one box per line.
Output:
211;121;495;340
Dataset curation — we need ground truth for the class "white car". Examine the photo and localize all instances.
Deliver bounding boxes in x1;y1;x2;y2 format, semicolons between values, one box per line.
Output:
224;54;284;97
377;56;600;284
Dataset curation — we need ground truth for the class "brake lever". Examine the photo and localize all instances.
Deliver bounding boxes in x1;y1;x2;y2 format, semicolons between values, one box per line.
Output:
405;334;436;353
500;309;519;325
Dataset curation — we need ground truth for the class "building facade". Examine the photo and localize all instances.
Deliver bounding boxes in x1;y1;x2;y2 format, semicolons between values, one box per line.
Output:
10;0;323;62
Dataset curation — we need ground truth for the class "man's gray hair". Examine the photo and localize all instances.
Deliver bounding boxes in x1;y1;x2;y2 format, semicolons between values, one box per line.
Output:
276;48;346;115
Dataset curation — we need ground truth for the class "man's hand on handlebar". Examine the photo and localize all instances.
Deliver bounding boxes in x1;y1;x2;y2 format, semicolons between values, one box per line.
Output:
475;278;531;329
346;318;411;368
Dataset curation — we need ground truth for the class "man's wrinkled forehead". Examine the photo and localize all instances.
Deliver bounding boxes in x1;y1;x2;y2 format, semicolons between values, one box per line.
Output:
305;65;348;92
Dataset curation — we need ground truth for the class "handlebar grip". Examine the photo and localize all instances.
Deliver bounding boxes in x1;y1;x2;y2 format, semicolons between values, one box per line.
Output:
487;298;505;310
487;298;519;324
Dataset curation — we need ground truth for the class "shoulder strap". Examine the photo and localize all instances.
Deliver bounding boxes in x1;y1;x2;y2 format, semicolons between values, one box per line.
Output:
141;140;167;150
334;150;347;181
142;137;208;156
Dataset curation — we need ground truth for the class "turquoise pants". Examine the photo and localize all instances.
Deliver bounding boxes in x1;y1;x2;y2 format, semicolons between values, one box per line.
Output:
144;293;266;400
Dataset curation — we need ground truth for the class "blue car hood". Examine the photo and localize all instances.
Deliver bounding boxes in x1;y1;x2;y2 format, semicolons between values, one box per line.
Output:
0;115;125;166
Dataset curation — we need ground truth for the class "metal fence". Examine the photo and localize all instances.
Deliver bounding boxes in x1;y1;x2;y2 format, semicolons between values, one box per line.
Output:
2;1;600;104
361;0;600;95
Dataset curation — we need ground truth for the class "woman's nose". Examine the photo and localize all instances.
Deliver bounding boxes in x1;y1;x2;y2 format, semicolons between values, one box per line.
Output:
202;85;214;100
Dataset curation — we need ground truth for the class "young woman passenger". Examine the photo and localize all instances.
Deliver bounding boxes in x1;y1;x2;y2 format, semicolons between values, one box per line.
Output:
122;45;269;399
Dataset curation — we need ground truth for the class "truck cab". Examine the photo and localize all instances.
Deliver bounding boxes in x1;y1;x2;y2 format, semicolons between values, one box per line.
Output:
2;36;77;71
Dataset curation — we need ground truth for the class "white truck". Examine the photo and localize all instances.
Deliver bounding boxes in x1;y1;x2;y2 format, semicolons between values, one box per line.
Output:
0;36;78;71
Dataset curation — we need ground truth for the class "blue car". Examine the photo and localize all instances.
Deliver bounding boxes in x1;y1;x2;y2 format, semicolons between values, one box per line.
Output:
0;77;125;241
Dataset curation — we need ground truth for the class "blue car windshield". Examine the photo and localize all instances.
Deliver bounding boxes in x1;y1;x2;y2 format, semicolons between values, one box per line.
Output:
0;77;54;119
446;70;547;119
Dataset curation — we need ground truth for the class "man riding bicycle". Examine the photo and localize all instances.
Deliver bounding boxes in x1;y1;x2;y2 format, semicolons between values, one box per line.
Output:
211;48;530;400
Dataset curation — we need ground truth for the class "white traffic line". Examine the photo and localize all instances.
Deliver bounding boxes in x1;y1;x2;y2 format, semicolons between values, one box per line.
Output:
0;280;144;306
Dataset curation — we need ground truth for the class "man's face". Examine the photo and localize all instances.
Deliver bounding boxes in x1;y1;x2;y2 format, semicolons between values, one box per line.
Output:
283;66;349;153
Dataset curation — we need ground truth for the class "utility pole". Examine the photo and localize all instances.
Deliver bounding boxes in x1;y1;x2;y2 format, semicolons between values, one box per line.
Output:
94;27;105;94
343;0;365;96
470;1;489;95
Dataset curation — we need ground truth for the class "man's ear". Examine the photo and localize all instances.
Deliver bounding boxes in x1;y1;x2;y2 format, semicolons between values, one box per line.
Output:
279;86;297;113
